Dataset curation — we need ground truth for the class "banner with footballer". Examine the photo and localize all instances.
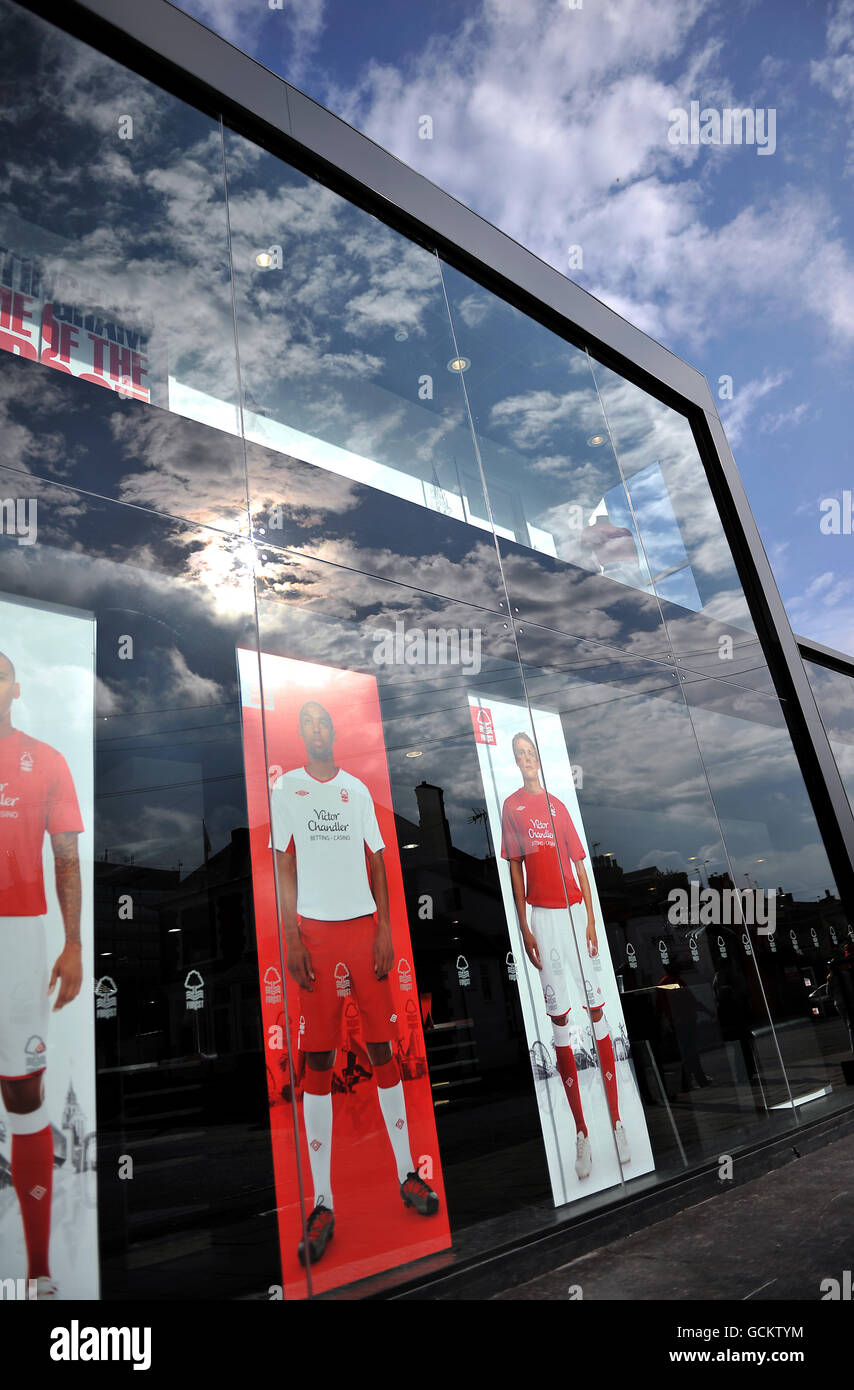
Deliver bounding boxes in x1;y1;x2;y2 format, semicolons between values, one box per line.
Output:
468;695;654;1207
238;650;449;1298
0;593;98;1299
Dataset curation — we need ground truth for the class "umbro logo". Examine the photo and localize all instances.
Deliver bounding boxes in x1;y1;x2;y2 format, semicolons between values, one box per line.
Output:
516;804;525;811
29;1184;47;1200
310;1140;322;1152
395;1119;404;1130
295;789;309;797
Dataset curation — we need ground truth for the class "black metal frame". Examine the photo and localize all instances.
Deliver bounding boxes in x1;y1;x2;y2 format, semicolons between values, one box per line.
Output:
11;0;854;911
798;634;854;682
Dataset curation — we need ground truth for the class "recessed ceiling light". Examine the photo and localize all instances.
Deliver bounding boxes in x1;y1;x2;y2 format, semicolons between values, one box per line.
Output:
587;434;606;447
405;750;423;758
447;355;470;372
255;251;273;267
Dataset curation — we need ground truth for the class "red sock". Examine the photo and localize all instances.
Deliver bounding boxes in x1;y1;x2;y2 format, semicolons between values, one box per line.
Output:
596;1032;621;1125
11;1127;53;1280
554;1045;587;1136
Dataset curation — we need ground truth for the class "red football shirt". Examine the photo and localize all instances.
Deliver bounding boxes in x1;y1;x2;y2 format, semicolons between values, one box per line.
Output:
500;787;586;908
0;729;84;916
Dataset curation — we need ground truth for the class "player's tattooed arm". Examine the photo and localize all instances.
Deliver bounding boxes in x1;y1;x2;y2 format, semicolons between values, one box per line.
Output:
52;831;82;945
369;850;394;979
576;859;598;956
509;859;541;969
49;831;83;1009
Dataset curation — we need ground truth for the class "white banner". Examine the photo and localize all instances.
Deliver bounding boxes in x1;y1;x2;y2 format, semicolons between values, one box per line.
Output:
0;594;98;1299
468;693;655;1207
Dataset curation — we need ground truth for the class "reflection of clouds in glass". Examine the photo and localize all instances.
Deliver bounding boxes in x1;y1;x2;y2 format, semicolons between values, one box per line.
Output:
498;549;664;654
454;293;492;329
164;648;225;705
250;456;361;529
1;9;239;405
345;404;407;458
489;386;600;452
805;662;854;815
593;364;754;632
257;543;501;626
108;408;247;527
806;664;854;743
636;848;685;871
0;367;74;474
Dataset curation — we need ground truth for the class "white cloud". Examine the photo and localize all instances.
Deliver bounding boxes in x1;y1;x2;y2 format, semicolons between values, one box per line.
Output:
327;0;854;351
181;0;326;84
785;568;854;653
811;0;854;105
760;403;809;434
718;371;787;448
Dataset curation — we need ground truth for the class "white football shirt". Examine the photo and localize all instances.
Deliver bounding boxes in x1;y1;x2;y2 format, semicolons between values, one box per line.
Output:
270;766;385;921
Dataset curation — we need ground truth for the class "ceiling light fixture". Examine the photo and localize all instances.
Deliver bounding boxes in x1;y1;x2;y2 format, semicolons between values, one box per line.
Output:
447;355;470;372
587;434;606;447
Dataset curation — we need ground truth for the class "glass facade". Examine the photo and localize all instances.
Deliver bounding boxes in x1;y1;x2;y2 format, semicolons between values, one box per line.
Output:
805;658;854;819
1;0;853;1301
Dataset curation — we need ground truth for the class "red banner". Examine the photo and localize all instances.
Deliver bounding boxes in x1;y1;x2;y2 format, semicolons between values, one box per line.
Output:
238;650;450;1297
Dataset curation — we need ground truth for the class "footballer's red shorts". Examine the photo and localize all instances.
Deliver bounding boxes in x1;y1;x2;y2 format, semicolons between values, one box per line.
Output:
295;915;397;1052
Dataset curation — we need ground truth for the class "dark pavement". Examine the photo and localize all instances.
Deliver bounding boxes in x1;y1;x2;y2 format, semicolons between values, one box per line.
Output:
493;1131;854;1300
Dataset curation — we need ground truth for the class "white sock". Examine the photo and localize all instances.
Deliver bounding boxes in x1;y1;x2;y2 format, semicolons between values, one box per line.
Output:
303;1091;333;1210
6;1103;50;1135
377;1081;415;1184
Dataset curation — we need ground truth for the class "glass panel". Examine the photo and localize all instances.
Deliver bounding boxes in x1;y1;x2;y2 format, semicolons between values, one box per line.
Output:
0;461;300;1299
0;0;247;531
246;541;675;1290
676;669;852;1117
511;623;795;1181
222;128;505;605
805;658;854;818
438;261;674;662
249;546;544;1291
590;360;775;696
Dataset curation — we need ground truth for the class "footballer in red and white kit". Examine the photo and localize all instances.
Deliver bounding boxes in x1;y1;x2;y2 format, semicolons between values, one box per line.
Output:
501;731;630;1179
272;700;440;1265
0;651;84;1299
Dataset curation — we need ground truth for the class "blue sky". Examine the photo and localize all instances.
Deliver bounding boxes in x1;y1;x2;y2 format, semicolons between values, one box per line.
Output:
172;0;854;654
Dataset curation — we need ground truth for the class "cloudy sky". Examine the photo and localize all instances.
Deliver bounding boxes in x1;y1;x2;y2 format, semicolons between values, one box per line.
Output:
170;0;854;655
